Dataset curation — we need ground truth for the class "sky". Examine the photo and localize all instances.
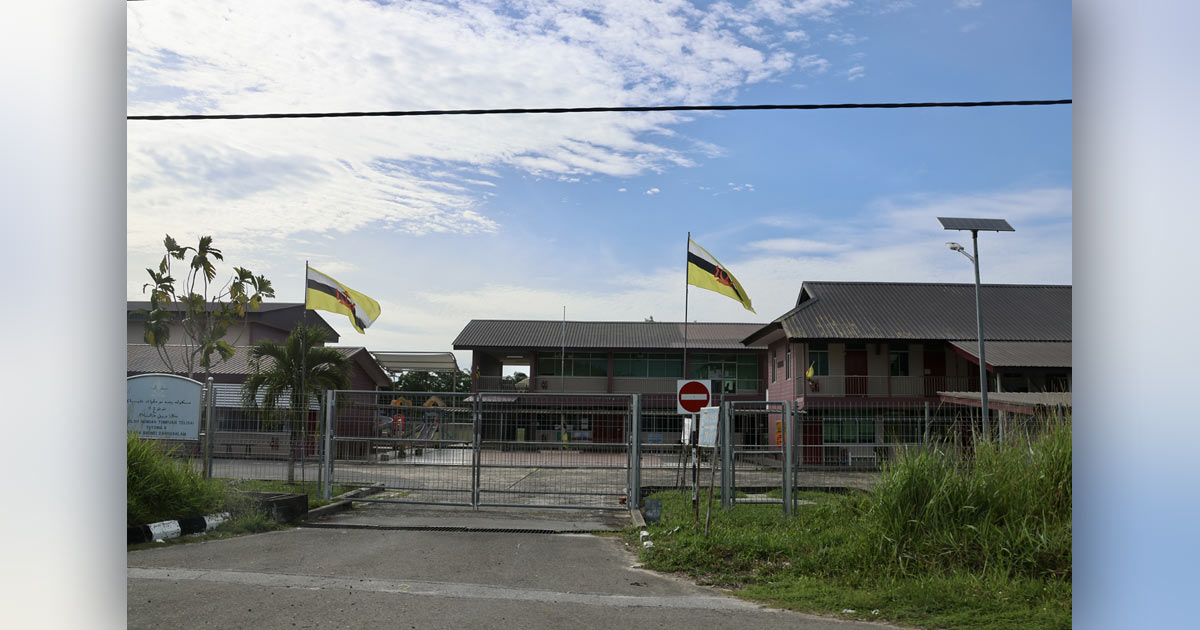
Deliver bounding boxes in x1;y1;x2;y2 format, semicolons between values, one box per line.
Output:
126;0;1072;371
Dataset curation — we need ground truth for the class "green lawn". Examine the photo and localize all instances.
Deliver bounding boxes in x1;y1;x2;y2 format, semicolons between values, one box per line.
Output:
631;490;1070;630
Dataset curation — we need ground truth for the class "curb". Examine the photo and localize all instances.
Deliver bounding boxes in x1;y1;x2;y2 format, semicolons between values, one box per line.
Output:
629;506;646;528
302;483;387;521
128;512;230;545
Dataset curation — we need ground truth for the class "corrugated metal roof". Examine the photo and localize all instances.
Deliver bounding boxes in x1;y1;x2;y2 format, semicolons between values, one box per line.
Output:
372;351;459;373
948;340;1072;368
127;344;259;375
127;301;339;341
210;383;319;410
453;320;766;351
749;282;1070;343
939;391;1071;409
128;344;386;382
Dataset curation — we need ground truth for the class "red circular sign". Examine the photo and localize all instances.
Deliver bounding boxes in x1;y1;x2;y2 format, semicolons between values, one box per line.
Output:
678;381;711;414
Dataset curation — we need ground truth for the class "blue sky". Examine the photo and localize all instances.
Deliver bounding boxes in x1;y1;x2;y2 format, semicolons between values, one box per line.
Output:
126;0;1071;368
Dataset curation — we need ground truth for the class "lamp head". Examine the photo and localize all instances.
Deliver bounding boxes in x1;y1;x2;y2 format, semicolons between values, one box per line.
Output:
946;242;964;252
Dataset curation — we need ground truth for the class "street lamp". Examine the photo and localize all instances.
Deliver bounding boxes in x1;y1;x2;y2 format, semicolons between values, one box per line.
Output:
938;217;1014;442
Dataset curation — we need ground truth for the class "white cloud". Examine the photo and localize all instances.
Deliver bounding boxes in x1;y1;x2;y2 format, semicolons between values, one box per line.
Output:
645;187;661;195
846;65;866;81
746;238;849;254
955;0;983;8
796;54;831;73
127;0;857;257
827;32;866;46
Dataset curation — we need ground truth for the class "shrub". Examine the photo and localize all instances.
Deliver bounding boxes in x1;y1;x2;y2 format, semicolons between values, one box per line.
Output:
127;433;226;525
861;416;1072;580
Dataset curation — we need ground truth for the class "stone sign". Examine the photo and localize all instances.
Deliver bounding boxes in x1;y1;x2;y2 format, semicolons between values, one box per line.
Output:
127;374;205;440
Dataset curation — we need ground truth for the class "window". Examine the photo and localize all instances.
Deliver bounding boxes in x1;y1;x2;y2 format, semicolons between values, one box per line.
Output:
807;343;829;376
785;344;792;380
770;349;777;382
612;353;682;378
889;348;909;377
821;410;876;444
690;353;760;392
536;352;608;377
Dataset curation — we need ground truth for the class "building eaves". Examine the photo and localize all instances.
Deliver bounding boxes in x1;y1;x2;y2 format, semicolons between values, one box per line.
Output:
454;320;767;351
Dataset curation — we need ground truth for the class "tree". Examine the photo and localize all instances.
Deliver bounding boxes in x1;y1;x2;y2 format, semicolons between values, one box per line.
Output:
503;372;528;388
388;369;471;393
141;234;274;380
243;326;350;483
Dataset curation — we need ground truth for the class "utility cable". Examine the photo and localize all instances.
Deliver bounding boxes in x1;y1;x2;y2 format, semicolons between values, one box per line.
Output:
127;99;1071;121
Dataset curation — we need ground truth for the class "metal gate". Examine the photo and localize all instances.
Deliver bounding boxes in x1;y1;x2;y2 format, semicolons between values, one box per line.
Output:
721;400;794;514
322;390;635;510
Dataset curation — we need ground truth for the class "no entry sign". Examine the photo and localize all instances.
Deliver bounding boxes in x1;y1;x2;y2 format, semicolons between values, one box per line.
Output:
677;379;712;414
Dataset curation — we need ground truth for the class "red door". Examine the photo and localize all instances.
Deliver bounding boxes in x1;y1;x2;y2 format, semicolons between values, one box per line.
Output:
924;350;946;397
845;350;868;397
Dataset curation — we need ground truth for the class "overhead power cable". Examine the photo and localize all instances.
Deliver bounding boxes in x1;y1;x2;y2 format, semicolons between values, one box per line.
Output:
127;99;1071;121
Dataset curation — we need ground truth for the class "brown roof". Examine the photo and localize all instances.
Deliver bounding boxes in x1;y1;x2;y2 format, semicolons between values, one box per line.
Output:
127;301;340;342
948;340;1072;368
127;344;389;387
745;282;1071;344
453;320;767;351
127;344;257;376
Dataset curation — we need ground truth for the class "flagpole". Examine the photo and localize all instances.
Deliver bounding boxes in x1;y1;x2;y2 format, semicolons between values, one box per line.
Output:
681;232;690;491
301;261;309;485
683;232;690;379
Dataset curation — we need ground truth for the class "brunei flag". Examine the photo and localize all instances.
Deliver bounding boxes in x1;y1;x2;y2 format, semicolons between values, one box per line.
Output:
305;266;381;334
687;239;754;313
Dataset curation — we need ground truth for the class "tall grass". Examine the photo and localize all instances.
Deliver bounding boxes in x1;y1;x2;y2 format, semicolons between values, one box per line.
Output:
860;415;1072;580
127;433;226;525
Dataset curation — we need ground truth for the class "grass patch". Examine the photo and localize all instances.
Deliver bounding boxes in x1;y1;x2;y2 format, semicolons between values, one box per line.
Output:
630;420;1071;630
224;479;359;510
128;433;373;547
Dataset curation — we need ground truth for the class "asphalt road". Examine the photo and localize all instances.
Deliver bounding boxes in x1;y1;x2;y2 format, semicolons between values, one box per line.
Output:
128;502;903;630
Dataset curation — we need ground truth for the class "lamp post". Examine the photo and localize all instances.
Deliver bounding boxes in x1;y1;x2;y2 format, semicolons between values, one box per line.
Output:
938;217;1013;442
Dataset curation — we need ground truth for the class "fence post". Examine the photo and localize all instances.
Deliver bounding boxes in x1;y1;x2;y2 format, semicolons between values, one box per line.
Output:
924;400;931;446
203;377;215;479
782;400;794;517
471;394;482;509
629;394;641;510
720;401;731;508
322;390;335;501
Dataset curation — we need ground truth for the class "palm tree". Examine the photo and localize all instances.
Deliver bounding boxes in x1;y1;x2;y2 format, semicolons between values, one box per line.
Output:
243;325;350;483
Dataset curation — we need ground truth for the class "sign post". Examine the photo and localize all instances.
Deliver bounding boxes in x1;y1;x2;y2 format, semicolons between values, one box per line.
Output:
677;380;710;522
698;406;721;535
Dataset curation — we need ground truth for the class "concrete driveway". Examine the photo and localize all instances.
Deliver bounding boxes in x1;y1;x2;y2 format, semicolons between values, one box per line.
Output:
128;501;904;630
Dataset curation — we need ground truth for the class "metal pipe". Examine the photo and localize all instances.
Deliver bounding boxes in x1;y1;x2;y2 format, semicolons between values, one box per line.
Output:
971;230;990;441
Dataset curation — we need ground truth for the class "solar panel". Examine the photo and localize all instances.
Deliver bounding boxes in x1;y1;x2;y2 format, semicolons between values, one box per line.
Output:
938;217;1015;231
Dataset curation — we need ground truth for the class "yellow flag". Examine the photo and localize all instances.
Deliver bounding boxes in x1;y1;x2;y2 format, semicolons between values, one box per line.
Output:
305;266;381;334
687;239;754;312
806;363;815;379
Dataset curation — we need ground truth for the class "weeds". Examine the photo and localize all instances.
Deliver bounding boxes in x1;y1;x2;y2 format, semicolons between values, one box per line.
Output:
631;414;1072;630
127;433;226;525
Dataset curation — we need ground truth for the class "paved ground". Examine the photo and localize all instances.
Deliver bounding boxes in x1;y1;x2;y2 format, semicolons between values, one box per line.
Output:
201;449;881;511
128;501;905;630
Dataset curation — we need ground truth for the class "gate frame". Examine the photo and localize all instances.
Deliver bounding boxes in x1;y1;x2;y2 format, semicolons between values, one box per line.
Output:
321;389;636;510
720;399;793;516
